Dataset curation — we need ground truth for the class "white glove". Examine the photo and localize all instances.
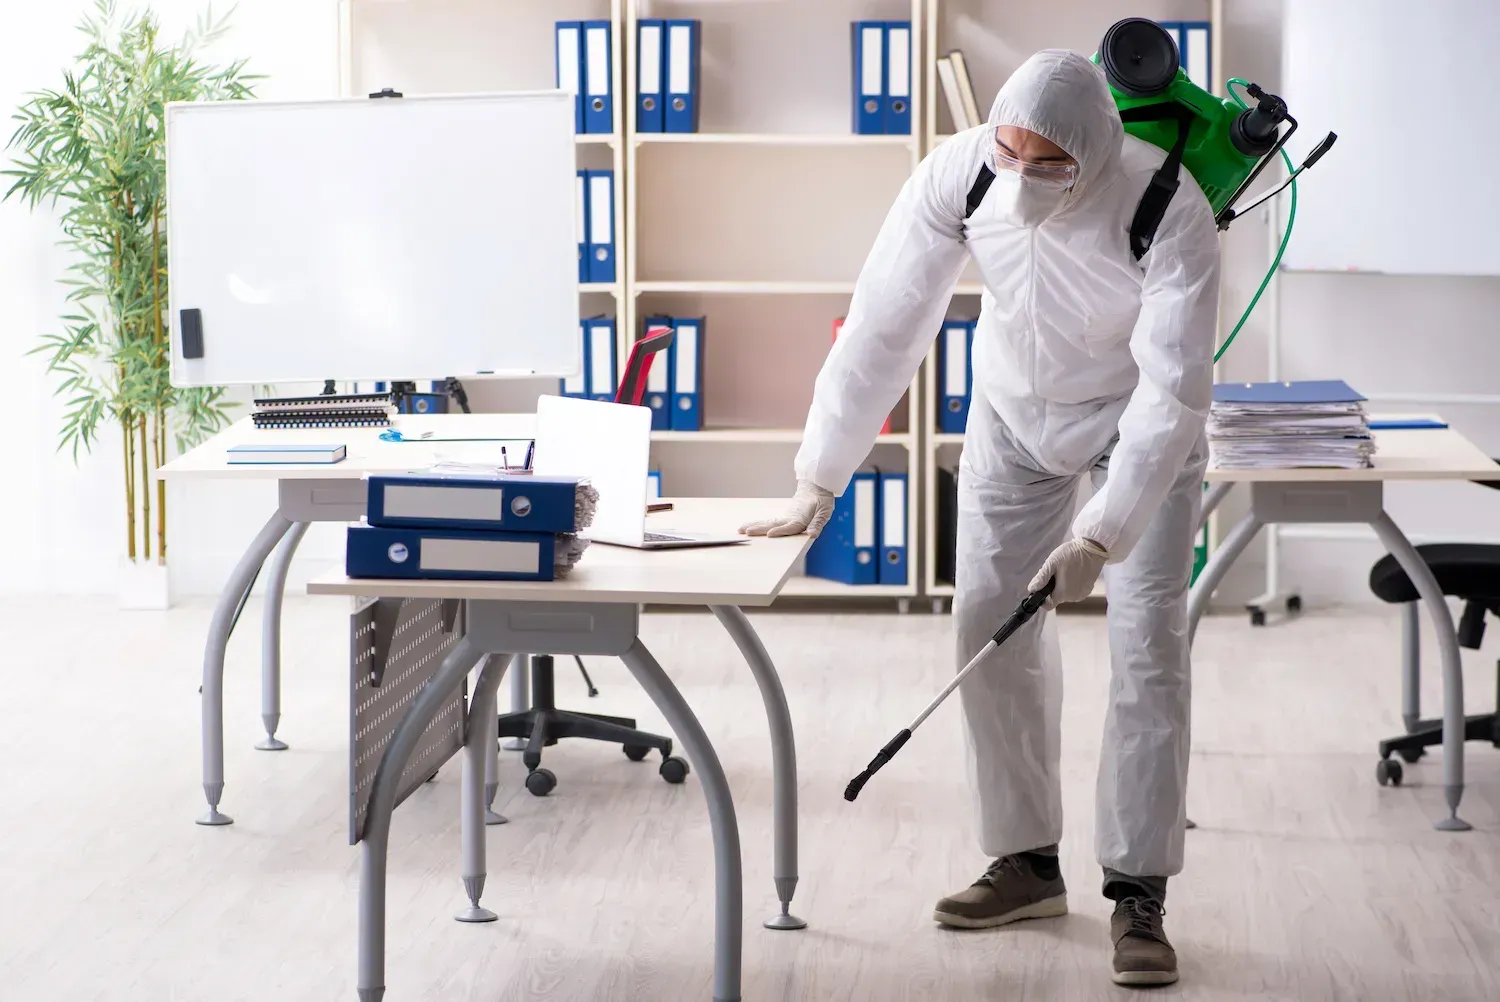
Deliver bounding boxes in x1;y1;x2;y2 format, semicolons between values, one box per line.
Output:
1028;537;1108;608
738;480;836;538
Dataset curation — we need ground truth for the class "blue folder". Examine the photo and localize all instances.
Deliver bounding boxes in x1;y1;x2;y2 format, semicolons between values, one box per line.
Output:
643;316;674;430
582;20;613;134
585;169;616;284
347;525;565;581
877;470;908;586
367;472;588;534
668;316;704;431
805;471;879;586
636;18;666;133
555;21;584;133
851;21;884;135
1212;380;1366;404
883;22;912;135
560;321;588;398
664;19;701;133
575;170;590;283
937;318;974;433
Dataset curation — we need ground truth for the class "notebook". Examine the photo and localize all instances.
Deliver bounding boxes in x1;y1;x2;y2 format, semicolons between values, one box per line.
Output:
227;443;347;465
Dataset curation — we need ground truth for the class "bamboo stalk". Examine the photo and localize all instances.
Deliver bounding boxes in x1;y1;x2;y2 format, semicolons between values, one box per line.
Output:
139;412;150;561
152;205;167;564
155;408;167;563
123;410;136;561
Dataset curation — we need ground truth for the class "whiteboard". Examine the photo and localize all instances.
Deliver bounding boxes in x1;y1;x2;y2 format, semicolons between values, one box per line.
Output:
166;92;579;386
1281;1;1500;276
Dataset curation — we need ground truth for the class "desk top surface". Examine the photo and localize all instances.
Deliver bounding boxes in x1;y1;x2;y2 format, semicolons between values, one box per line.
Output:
1205;420;1497;483
306;498;810;607
158;414;538;480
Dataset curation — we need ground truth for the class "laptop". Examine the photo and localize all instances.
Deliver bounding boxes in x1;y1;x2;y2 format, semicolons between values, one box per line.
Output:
534;395;747;549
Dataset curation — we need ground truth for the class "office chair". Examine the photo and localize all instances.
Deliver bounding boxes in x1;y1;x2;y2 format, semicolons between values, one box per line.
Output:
1368;463;1500;787
499;327;689;797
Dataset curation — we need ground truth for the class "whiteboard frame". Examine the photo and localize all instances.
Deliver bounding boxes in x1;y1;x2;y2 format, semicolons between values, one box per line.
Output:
165;90;581;387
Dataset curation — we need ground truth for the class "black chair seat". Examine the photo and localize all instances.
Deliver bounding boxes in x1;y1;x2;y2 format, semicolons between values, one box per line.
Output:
1369;543;1500;605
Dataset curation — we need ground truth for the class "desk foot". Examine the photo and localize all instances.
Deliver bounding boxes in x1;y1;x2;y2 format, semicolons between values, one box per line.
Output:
457;876;498;923
764;877;806;930
1436;787;1472;831
357;989;384;1002
197;783;233;826
256;713;288;751
1185;818;1198;830
485;809;509;825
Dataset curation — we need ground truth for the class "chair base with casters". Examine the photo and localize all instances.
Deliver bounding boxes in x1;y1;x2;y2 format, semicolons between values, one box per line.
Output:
498;654;690;796
1369;543;1500;787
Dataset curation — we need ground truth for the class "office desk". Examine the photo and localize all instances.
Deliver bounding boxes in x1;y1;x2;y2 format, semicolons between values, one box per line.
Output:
1191;422;1499;831
308;498;808;1002
159;414;538;815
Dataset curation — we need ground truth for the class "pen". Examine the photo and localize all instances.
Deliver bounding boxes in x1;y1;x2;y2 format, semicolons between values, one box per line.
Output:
647;502;674;513
523;440;535;471
501;446;509;470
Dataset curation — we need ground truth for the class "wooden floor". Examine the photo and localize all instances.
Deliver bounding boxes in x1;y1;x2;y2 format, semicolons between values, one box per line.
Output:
1;596;1498;1001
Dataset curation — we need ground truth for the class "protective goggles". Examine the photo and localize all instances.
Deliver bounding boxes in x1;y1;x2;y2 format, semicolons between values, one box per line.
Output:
992;135;1078;189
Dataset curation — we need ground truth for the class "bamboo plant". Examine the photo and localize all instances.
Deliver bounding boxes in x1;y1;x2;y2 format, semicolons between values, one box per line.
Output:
4;0;259;565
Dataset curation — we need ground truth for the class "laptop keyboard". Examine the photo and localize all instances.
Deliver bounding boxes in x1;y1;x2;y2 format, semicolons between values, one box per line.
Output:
643;531;691;543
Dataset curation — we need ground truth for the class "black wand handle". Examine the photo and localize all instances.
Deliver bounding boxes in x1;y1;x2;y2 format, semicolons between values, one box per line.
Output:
844;728;912;802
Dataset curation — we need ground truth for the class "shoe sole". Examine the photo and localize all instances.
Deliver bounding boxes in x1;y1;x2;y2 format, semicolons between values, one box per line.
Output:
933;893;1068;929
1112;970;1179;987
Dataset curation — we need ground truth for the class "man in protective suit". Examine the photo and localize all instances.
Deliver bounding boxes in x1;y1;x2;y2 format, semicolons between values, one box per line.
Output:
741;49;1219;987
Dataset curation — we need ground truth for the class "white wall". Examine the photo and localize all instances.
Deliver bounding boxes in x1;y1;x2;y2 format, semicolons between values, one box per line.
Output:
0;0;344;597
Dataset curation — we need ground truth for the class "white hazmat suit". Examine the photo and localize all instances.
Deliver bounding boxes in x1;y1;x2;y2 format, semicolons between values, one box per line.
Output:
795;51;1219;883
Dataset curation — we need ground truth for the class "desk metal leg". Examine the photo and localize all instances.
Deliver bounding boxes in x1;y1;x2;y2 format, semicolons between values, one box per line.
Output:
1198;482;1234;532
485;653;525;822
711;605;806;932
198;511;293;826
1187;512;1264;644
458;653;510;922
619;639;743;1002
1402;602;1421;733
1370;513;1471;832
502;657;529;751
257;520;309;751
358;636;477;1002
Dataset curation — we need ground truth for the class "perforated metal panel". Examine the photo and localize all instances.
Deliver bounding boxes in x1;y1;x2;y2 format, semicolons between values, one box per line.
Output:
349;598;466;844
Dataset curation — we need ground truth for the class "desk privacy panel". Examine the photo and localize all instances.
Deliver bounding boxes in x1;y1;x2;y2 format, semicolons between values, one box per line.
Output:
349;597;466;844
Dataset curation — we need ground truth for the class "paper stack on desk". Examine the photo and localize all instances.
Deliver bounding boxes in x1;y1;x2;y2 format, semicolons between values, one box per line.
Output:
1208;380;1375;470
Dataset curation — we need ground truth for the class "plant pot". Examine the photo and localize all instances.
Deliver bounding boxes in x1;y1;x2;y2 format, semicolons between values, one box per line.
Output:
119;556;172;610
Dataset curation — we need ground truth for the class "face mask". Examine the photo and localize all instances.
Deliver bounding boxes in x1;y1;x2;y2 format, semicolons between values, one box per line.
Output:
990;169;1069;228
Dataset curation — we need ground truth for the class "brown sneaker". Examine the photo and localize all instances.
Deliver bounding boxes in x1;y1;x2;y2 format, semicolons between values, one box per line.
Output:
1110;895;1178;986
933;854;1068;929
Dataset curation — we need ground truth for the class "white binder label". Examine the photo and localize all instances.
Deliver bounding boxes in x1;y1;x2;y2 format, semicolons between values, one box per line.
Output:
564;323;586;393
668;24;692;95
854;478;876;548
944;325;967;395
557;26;580;94
589;173;612;244
1185;27;1210;91
590;323;614;396
575;173;586;243
861;26;882;97
585;25;609;97
639;24;661;93
888;27;910;98
882;477;905;546
383;484;505;522
421;537;541;574
675;323;698;392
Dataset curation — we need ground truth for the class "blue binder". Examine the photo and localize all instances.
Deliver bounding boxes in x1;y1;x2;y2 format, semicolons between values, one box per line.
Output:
877;470;908;585
668;316;703;431
642;316;674;429
575;170;589;283
664;19;701;133
883;22;911;135
582;19;613;134
560;321;588;398
555;21;584;133
585;169;616;284
586;317;617;401
937;318;974;433
851;21;884;135
804;471;879;585
1212;380;1366;404
637;18;666;133
1156;22;1212;92
347;525;565;581
647;469;662;500
367;472;589;534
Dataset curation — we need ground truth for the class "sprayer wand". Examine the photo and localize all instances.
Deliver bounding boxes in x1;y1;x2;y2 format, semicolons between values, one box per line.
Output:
844;578;1056;802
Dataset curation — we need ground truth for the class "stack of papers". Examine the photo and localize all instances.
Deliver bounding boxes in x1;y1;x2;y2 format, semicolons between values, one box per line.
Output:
1208;380;1376;470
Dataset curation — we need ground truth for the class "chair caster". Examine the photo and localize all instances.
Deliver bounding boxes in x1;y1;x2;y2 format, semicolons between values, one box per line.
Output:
1376;758;1403;787
525;767;557;797
659;757;690;784
1286;594;1302;613
623;744;650;762
1397;746;1425;764
1249;606;1267;627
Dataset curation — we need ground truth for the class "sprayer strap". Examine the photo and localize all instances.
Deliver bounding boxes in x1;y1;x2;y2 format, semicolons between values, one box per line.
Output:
1119;103;1195;261
964;165;995;219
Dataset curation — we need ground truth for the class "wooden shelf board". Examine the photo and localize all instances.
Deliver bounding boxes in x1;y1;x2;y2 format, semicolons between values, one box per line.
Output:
634;280;857;295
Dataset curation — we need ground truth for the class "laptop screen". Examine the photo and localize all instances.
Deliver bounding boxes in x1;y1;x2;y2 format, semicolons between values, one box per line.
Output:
534;394;651;545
